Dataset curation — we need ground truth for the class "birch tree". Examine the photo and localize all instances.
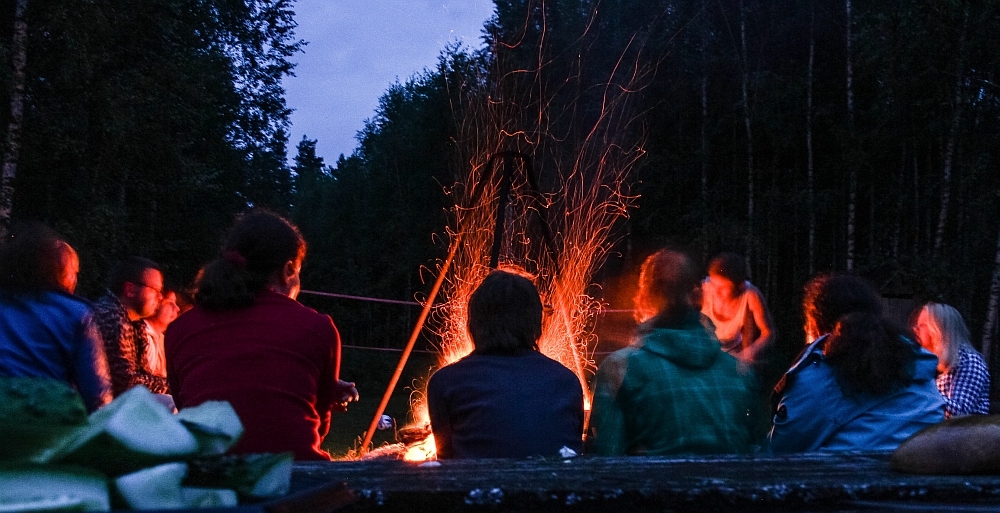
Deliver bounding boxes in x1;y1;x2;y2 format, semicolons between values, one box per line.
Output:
982;225;1000;363
740;0;754;276
806;0;816;275
933;8;969;257
845;0;856;271
0;0;29;235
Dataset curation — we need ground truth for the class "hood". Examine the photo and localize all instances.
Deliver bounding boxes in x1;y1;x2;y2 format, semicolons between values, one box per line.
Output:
637;313;721;369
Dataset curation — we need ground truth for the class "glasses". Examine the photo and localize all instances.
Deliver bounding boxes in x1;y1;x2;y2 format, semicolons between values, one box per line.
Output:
132;282;164;297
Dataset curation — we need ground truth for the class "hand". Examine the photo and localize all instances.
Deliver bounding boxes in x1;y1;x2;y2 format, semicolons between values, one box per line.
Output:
332;380;359;412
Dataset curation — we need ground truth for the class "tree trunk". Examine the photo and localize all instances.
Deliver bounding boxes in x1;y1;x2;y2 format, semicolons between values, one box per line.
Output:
740;0;754;276
982;225;1000;363
845;0;856;271
0;0;29;235
701;0;709;259
892;146;904;261
933;8;969;257
913;154;919;256
807;0;815;275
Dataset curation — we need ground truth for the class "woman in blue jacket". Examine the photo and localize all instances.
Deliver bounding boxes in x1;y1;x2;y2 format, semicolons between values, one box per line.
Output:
0;222;112;412
769;274;944;453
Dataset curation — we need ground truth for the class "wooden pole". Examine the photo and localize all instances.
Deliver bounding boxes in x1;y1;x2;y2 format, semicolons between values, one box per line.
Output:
360;232;462;454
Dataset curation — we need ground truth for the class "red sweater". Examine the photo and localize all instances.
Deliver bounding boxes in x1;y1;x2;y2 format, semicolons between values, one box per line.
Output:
165;291;341;460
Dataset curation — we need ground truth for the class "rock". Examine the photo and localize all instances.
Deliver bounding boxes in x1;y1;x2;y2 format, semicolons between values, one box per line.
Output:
891;415;1000;474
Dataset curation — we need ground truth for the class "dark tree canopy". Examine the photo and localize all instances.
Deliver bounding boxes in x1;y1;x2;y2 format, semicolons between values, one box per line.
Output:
0;0;300;292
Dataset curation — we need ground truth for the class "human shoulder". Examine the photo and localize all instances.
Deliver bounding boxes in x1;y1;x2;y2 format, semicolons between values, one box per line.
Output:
595;346;641;385
528;352;582;386
44;290;94;316
262;292;336;331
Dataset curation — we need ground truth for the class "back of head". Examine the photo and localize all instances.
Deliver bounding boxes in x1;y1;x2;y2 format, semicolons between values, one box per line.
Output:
633;249;699;328
803;273;882;338
707;252;747;284
467;269;542;356
823;312;915;396
195;210;306;311
108;256;161;296
921;302;971;371
0;221;72;293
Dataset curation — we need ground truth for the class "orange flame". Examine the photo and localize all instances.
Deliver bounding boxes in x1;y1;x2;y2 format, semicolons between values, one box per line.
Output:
402;3;653;462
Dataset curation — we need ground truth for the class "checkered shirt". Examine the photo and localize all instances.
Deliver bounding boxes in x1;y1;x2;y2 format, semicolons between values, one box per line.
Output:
937;345;990;418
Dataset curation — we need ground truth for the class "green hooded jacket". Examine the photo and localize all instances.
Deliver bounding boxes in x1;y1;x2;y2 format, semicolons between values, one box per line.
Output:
588;311;756;455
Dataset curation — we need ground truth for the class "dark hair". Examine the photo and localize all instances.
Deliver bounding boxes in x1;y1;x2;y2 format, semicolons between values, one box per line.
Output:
634;249;700;329
707;252;747;285
823;312;916;396
0;221;69;292
803;273;882;336
108;256;162;296
467;270;542;356
195;210;306;311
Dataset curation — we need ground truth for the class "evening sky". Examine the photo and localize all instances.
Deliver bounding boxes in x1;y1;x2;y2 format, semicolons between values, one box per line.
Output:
284;0;495;165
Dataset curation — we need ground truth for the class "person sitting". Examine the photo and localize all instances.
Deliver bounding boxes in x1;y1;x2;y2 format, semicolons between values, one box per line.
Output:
913;302;990;418
93;256;170;397
700;252;775;364
588;249;756;456
769;274;944;453
0;222;111;411
165;210;358;461
427;269;584;458
142;288;180;380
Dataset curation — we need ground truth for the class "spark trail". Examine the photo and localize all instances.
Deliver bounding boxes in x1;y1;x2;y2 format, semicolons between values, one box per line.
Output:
404;0;658;461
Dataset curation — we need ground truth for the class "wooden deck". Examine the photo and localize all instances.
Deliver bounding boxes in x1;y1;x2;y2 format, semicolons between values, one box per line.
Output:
282;452;1000;512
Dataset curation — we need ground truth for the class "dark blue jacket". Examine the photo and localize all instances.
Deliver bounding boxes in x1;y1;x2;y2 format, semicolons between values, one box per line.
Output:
0;290;112;411
427;350;584;458
769;335;944;453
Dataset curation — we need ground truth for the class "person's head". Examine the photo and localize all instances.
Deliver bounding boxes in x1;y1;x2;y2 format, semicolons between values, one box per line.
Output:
146;290;180;334
913;302;971;373
0;221;78;294
633;249;700;327
823;311;916;396
802;273;882;343
109;256;164;321
706;252;747;299
195;210;306;311
173;284;196;315
467;269;543;356
54;241;80;294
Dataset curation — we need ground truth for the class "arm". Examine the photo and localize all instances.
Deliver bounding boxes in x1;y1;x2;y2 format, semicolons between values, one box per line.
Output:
942;350;991;417
426;373;454;459
317;319;356;438
586;351;629;456
768;362;836;453
164;328;182;408
72;315;112;412
744;287;775;361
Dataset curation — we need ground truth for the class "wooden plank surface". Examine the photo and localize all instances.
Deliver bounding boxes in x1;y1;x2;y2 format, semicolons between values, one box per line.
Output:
289;453;1000;512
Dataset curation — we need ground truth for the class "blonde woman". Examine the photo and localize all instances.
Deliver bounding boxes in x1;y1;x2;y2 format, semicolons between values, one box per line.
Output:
913;303;990;418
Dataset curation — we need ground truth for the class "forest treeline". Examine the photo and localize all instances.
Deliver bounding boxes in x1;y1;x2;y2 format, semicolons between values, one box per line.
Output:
2;1;1000;387
0;0;300;290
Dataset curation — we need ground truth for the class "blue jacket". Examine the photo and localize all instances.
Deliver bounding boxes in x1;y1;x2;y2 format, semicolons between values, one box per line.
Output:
0;290;112;411
769;335;944;453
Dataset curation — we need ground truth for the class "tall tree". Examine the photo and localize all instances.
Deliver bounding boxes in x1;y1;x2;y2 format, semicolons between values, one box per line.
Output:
0;0;26;234
844;0;856;271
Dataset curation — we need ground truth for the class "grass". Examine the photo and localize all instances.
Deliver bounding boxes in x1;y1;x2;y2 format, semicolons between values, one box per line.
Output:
322;347;439;458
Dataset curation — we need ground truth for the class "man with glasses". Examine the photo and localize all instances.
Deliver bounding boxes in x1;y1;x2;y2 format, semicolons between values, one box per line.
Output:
94;256;170;398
